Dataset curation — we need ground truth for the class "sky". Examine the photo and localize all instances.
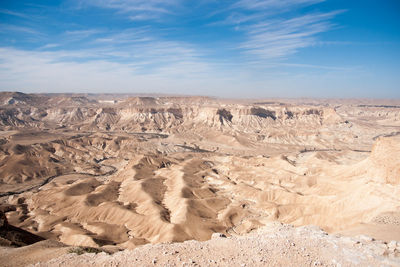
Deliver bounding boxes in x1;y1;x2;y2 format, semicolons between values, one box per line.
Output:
0;0;399;98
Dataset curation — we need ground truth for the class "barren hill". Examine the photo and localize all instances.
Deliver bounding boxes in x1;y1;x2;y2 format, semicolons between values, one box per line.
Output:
0;93;399;265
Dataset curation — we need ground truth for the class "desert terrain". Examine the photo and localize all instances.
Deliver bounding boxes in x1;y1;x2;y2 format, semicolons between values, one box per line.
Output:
0;92;399;266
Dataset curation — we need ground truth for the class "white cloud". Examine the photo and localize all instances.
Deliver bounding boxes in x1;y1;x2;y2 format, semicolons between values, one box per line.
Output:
201;1;342;61
0;40;216;94
129;14;157;21
79;0;181;21
0;24;41;35
0;46;377;98
0;9;29;18
73;0;341;62
233;0;325;10
63;29;103;42
0;0;367;97
65;29;101;36
238;11;342;59
39;43;61;49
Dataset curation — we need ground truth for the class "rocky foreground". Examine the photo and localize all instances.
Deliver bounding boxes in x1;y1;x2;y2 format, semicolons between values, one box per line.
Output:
23;223;399;267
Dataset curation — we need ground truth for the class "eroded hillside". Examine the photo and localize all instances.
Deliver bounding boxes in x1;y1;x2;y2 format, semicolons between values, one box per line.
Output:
0;92;400;250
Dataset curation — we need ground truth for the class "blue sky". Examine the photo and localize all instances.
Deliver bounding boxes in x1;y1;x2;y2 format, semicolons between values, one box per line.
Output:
0;0;399;98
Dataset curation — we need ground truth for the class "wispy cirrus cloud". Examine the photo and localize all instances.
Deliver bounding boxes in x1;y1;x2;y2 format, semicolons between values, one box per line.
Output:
0;45;372;98
0;23;41;35
64;29;103;41
78;0;181;21
239;11;343;59
0;9;29;18
0;23;211;77
65;29;102;36
199;1;343;61
0;0;363;97
207;12;264;26
233;0;325;10
202;1;341;61
39;43;60;50
129;14;158;21
0;45;219;94
73;0;341;62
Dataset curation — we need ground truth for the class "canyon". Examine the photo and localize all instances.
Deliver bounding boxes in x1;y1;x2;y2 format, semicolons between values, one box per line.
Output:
0;92;399;266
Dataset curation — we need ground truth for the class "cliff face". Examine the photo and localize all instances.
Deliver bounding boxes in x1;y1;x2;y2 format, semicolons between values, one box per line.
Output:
0;103;340;130
0;209;45;247
0;95;350;152
364;136;400;184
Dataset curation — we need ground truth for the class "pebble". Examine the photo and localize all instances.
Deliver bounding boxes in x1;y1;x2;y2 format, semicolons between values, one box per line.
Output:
373;246;387;256
388;241;397;249
211;233;227;239
358;235;374;242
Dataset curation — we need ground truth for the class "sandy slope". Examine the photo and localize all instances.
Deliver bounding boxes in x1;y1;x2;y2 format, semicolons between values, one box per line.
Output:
4;135;398;248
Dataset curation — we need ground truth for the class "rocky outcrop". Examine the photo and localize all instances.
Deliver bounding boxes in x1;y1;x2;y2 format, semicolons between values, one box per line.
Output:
363;136;400;184
0;209;45;247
